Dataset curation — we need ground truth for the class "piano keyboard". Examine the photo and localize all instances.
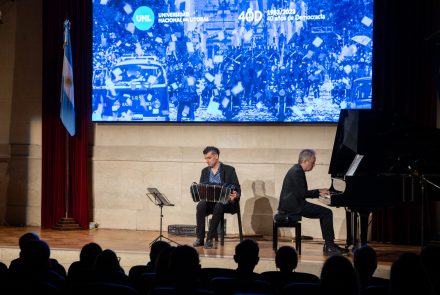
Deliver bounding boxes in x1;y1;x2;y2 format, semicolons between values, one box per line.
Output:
319;195;331;205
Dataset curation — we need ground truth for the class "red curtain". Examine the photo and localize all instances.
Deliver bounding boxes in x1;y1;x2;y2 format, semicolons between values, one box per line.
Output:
41;0;91;229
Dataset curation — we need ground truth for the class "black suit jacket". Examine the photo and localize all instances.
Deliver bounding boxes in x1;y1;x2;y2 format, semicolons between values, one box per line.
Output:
277;164;319;214
200;162;241;214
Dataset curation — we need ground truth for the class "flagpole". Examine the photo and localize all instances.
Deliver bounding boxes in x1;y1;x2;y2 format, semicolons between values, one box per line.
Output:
63;18;71;218
53;18;81;230
65;131;69;219
61;18;71;219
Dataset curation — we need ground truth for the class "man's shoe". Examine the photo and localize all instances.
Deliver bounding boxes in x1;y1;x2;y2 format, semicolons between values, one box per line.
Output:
204;239;214;249
323;244;344;255
193;238;204;247
335;244;349;254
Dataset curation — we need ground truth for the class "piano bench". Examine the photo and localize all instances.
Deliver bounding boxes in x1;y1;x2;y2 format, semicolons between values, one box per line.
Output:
273;217;302;255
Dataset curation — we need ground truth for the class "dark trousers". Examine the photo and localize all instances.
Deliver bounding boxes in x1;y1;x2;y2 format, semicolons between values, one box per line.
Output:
196;200;233;240
299;201;335;243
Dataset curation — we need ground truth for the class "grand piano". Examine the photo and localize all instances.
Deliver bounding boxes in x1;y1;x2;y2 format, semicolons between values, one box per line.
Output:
320;109;440;248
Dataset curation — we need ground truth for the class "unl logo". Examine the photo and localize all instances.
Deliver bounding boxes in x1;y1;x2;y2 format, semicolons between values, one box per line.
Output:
133;6;155;31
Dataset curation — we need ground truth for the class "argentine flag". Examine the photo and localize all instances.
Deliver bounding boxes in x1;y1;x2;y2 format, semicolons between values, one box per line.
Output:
60;19;75;136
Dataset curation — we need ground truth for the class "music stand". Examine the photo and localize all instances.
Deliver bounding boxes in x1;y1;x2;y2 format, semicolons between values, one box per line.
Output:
147;188;179;246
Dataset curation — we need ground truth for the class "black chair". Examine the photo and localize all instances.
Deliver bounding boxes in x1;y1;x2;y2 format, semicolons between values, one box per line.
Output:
199;267;237;289
150;286;215;295
361;285;388;295
128;265;150;281
131;272;158;294
272;214;302;254
19;281;61;295
282;282;320;295
261;270;320;293
71;282;139;295
210;277;274;295
209;203;244;246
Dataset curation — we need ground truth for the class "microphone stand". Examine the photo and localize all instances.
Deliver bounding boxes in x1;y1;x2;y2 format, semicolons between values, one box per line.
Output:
420;175;440;247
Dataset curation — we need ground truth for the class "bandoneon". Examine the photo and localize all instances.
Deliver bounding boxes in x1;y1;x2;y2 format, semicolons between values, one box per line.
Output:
190;182;235;204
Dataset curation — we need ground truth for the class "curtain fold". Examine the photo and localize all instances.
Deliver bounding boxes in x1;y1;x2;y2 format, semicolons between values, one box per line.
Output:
42;0;91;229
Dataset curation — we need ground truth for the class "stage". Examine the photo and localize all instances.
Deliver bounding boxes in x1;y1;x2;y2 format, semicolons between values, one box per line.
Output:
0;226;421;279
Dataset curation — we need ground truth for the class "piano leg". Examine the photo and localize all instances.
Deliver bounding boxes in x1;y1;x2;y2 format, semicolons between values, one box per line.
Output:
359;212;370;246
346;209;371;250
345;209;352;247
345;209;359;248
352;211;359;249
346;209;361;250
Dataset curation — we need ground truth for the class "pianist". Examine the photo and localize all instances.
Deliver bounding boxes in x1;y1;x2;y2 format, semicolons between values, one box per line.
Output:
277;149;348;255
193;146;241;249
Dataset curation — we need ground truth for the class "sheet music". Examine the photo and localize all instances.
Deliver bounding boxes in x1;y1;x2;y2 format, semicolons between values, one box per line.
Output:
346;154;364;177
147;187;161;194
147;188;174;206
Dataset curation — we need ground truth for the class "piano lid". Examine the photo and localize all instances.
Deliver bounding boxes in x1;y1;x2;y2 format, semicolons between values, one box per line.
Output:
329;109;440;177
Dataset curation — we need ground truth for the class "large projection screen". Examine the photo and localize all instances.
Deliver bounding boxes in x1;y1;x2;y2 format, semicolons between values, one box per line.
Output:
92;0;373;123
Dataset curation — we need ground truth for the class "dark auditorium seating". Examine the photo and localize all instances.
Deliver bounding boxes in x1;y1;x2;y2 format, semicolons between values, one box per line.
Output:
282;282;320;295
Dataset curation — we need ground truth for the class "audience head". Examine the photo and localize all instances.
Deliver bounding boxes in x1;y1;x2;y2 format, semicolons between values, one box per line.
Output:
320;255;360;295
155;245;176;277
420;245;440;275
353;245;377;283
234;239;260;272
150;240;171;266
21;239;51;270
275;245;298;272
79;242;103;267
420;245;440;294
169;245;201;286
18;232;40;254
95;249;122;273
0;261;7;279
389;252;434;295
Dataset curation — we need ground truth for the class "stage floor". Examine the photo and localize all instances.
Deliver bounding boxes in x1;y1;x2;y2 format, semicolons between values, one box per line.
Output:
0;226;421;278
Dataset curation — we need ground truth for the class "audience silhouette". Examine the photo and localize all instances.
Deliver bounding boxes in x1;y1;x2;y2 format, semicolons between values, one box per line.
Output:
9;232;66;278
94;249;131;286
129;240;171;282
154;245;176;286
353;245;389;290
8;239;65;293
233;239;263;279
262;245;319;293
67;242;103;286
420;245;440;295
389;252;435;295
320;254;360;295
147;240;172;273
168;245;203;293
227;239;273;294
0;231;435;295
